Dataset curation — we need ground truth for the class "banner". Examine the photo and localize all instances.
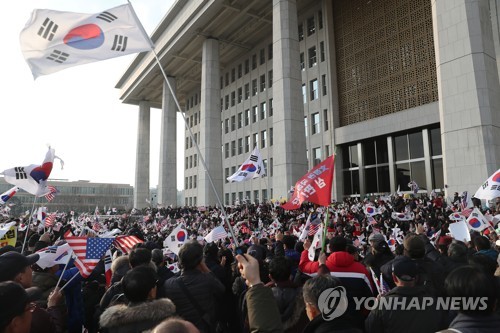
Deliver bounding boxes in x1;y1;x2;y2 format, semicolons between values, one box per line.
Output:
282;155;335;210
0;223;17;248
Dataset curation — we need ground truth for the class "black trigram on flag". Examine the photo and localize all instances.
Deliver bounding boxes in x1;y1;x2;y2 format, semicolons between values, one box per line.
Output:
96;11;118;23
46;50;69;64
104;255;112;265
249;155;258;162
37;17;58;41
111;35;128;52
15;167;27;180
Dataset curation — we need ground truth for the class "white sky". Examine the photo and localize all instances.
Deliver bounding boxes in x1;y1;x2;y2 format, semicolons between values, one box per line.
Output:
0;0;185;189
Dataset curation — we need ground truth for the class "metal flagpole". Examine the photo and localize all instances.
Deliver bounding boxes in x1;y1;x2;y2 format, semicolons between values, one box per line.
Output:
21;196;37;254
150;50;239;246
55;249;73;288
59;271;80;291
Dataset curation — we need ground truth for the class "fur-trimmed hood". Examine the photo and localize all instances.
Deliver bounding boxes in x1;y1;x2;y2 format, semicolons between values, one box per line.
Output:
100;298;176;332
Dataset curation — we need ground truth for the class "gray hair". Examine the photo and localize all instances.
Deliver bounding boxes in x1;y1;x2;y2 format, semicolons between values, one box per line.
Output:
302;275;342;308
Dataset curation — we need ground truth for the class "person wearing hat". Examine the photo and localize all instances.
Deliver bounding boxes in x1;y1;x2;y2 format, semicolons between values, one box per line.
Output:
363;233;394;277
162;241;225;333
0;251;64;333
0;281;35;333
365;257;446;333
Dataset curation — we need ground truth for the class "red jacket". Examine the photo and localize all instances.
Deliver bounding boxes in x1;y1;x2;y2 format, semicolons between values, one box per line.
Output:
299;250;373;285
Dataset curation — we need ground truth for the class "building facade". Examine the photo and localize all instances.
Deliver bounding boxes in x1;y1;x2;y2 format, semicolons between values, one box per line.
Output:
117;0;500;208
0;178;133;214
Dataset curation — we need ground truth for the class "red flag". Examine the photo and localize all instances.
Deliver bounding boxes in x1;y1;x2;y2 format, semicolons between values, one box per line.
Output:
66;237;114;278
114;235;143;254
282;155;335;210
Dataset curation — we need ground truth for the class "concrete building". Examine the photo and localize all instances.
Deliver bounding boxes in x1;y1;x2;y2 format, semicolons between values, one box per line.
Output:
117;0;500;208
0;177;133;213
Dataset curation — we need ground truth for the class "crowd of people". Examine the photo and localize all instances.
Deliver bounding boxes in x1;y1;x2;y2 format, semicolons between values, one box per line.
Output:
0;192;500;333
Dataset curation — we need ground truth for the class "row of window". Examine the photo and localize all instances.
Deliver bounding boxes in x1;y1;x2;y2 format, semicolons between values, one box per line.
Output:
185;196;197;207
185;132;200;150
186;112;200;128
224;128;274;158
302;75;328;103
306;145;331;168
222;71;273;110
224;189;271;206
225;158;273;183
185;154;198;170
300;43;326;70
221;45;273;88
304;109;329;137
186;94;199;111
185;175;198;189
298;11;323;41
223;99;274;133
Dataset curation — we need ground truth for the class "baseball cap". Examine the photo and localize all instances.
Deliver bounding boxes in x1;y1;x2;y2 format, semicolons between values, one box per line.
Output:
392;257;418;282
403;234;425;258
368;233;385;245
0;252;39;282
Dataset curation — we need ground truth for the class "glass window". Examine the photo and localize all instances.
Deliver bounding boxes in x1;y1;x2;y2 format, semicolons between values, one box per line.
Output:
343;170;352;194
270;158;273;176
225;73;229;86
308;46;317;68
260;74;266;92
313;147;321;166
224;119;229;134
269;99;273;117
260;102;266;120
302;84;307;103
252;106;258;123
231;68;235;82
307;17;315;36
238;112;242;129
245;109;250;126
231;141;236;156
270;127;273;146
320;41;325;62
304;116;308;137
252;54;257;69
378;166;390;192
396;162;411;191
252;79;257;96
432;158;444;189
224;95;229;110
310;79;318;100
300;53;305;70
253;133;258;148
376;137;389;163
365;167;378;193
245;136;250;153
364;141;376;165
394;134;409;161
323;109;329;131
409;132;424;159
410;161;426;190
232;193;237;204
352;170;360;194
261;130;267;148
231;91;235;106
312;112;320;134
245;83;250;99
194;113;198;125
318;10;323;29
237;88;242;103
238;138;243;155
225;143;229;158
325;145;330;157
193;176;197;188
268;70;273;88
260;48;265;65
430;128;442;156
350;145;359;168
238;64;242;78
245;59;250;74
262;189;268;201
298;24;304;41
268;43;273;60
231;115;236;131
194;154;197;167
254;190;259;203
322;74;327;95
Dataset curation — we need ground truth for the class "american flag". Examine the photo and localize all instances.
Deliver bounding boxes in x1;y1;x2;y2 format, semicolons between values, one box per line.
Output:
66;237;114;278
114;235;143;254
45;213;57;228
461;207;473;218
460;191;468;210
44;186;59;202
92;221;102;232
307;216;322;236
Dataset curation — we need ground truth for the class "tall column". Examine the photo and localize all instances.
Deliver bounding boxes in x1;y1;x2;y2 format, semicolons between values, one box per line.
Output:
158;78;177;207
432;0;500;196
387;136;396;192
272;0;308;198
199;38;223;206
134;101;150;209
422;129;433;191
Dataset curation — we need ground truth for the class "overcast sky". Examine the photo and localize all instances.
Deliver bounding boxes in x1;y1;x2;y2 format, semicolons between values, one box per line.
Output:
0;0;185;189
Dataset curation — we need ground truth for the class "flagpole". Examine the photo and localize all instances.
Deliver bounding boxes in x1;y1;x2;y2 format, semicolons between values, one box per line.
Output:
21;196;37;254
150;50;239;246
55;249;73;288
322;208;329;252
59;271;80;292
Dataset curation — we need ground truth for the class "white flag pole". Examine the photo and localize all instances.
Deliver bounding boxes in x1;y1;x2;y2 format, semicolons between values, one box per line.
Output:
59;271;80;291
21;196;37;254
55;249;73;288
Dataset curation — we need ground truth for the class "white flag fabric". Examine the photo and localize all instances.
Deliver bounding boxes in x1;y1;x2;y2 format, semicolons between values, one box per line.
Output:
0;222;17;239
474;169;500;200
308;224;323;261
466;208;490;232
204;225;228;243
1;148;62;197
37;207;47;223
391;211;415;221
227;148;266;182
20;4;152;79
163;224;188;255
0;186;19;205
36;243;71;269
